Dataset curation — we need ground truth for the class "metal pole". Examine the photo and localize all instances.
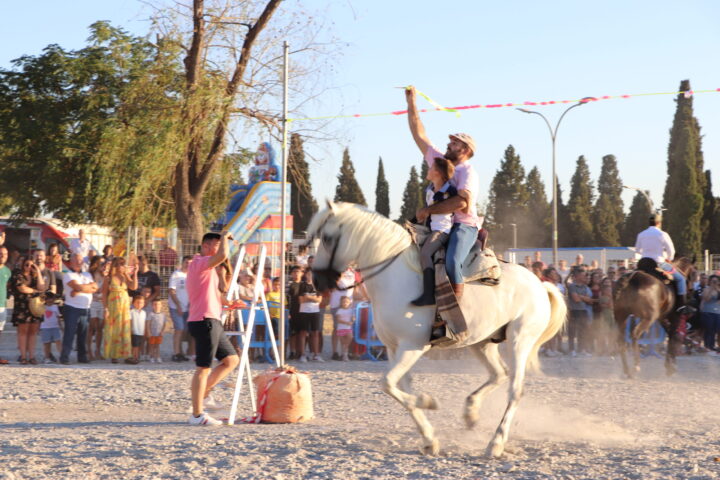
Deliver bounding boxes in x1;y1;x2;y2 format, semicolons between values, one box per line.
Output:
279;41;289;364
551;139;558;267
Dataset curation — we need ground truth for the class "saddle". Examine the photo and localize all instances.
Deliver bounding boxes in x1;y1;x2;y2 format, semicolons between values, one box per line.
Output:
405;222;502;348
636;258;673;285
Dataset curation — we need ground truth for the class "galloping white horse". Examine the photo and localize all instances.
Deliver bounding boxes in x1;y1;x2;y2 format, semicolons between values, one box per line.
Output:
308;202;566;457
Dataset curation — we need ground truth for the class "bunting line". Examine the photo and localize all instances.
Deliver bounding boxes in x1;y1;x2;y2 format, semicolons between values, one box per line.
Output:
286;87;720;123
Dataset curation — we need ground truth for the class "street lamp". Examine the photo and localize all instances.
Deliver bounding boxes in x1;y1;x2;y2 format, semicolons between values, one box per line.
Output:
517;97;596;267
623;185;655;213
509;223;517;249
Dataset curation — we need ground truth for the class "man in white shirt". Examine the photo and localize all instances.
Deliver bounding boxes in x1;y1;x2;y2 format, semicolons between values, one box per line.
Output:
634;214;686;299
169;255;192;362
69;229;96;271
60;253;98;364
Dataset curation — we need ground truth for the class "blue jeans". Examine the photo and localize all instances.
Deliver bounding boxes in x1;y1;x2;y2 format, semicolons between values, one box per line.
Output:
60;305;89;363
702;311;720;350
660;262;686;295
446;223;479;284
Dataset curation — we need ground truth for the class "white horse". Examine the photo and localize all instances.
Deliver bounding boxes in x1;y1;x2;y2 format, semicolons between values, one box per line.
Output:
308;202;567;457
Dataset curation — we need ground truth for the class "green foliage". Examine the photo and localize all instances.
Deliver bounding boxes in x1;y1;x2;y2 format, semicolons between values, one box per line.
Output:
374;157;390;217
593;154;624;246
288;133;318;233
0;21;241;228
334;148;366;206
525;167;551;248
486;145;529;248
702;171;720;253
398;166;422;223
662;80;704;257
567;156;595;246
622;191;653;246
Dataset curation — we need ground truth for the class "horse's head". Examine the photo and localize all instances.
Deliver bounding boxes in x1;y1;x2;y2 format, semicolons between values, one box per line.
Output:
306;200;413;292
306;201;351;292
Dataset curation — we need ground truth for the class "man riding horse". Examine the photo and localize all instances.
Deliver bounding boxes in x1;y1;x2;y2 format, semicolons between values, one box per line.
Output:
404;86;481;302
634;214;687;311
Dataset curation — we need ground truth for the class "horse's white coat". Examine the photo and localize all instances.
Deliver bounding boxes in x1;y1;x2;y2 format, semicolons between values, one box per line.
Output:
308;203;566;457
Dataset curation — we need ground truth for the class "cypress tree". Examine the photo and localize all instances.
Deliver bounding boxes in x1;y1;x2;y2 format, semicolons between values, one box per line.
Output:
487;145;529;248
661;80;704;257
287;133;318;233
701;169;715;250
525;167;551;247
334;147;367;206
622;191;653;246
374;157;390;217
567;155;595;246
593;154;624;246
397;166;423;223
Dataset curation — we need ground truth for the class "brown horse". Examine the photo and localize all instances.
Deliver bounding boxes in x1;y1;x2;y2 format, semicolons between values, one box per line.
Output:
613;257;695;378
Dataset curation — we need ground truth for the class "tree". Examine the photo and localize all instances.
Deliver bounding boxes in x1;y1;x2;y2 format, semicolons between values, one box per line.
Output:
622;191;652;246
334;148;366;205
288;133;317;233
374;157;390;217
566;156;595;246
662;79;704;257
593;154;624;246
486;145;529;248
702;170;720;253
525;167;551;247
397;166;423;223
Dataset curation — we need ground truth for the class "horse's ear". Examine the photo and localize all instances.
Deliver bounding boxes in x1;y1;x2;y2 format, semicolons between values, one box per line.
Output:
325;199;337;213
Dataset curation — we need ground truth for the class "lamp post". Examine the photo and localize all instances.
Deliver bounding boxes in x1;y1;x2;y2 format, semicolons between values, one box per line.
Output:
509;223;517;249
517;97;595;267
623;185;655;213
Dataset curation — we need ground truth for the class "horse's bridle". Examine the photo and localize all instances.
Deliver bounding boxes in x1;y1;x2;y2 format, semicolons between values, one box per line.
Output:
308;216;408;291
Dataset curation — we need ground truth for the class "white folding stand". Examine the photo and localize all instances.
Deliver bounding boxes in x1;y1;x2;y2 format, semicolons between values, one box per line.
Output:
226;245;281;425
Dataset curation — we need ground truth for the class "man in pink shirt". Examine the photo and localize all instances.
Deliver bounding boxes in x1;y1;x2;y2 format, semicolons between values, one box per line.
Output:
405;86;481;300
186;231;239;426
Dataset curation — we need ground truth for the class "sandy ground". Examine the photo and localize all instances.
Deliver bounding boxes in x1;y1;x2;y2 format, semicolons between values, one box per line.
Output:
2;325;720;480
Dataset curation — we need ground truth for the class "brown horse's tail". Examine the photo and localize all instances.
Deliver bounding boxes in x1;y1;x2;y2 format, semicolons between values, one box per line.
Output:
527;282;568;373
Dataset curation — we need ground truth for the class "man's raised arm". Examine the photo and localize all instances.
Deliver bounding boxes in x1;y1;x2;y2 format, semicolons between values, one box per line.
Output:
405;86;431;155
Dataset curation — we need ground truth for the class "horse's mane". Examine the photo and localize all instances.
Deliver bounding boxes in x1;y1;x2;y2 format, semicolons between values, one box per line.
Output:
673;256;695;277
307;202;413;265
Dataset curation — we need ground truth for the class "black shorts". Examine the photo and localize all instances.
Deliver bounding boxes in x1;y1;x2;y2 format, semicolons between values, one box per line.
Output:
297;312;323;332
188;318;237;368
131;334;144;348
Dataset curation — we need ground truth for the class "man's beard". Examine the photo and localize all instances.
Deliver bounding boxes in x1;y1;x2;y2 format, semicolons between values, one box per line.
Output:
444;149;458;162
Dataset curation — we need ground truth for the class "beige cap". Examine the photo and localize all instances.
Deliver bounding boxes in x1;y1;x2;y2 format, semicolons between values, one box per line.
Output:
449;133;476;154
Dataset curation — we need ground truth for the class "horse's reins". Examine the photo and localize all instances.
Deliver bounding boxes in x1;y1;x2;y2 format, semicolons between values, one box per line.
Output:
309;219;408;291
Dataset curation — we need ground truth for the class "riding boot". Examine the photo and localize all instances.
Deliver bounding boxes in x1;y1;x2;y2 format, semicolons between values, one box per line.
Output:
451;283;464;301
411;269;436;306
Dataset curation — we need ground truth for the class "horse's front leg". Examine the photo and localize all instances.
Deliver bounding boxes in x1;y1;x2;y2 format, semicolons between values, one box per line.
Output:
632;338;641;374
381;342;437;455
464;341;508;429
663;314;679;376
617;314;633;378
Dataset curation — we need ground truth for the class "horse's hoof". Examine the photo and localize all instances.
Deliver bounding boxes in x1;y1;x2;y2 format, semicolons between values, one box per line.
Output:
634;365;641;373
416;393;438;410
463;410;479;429
486;440;505;458
420;438;440;456
665;365;677;376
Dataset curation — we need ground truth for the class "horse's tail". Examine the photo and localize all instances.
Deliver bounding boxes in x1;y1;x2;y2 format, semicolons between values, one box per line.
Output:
527;282;568;373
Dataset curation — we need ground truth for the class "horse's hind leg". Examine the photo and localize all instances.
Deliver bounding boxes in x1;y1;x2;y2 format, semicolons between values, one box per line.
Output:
464;341;508;429
486;331;536;458
381;343;438;455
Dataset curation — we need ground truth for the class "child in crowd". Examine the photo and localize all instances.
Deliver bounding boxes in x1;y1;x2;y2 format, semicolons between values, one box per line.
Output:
334;296;355;361
147;299;165;363
140;286;153;360
41;294;62;363
266;277;282;336
412;157;457;306
127;295;147;365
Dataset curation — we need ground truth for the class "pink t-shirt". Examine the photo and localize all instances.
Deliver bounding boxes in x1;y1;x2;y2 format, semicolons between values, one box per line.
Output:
424;146;480;227
186;255;222;322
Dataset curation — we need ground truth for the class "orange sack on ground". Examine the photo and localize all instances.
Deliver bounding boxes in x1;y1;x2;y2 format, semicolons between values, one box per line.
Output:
253;366;314;423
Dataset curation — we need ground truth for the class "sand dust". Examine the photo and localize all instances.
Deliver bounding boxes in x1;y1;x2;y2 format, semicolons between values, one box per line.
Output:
2;328;720;479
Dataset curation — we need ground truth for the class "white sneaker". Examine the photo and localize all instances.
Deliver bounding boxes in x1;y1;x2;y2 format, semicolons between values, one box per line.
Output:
156;357;163;363
150;358;156;363
298;355;308;363
571;350;577;357
313;354;325;363
342;354;349;361
188;412;223;426
581;351;593;357
203;395;223;412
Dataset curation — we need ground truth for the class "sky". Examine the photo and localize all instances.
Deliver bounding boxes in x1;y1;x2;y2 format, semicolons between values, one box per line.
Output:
2;0;719;223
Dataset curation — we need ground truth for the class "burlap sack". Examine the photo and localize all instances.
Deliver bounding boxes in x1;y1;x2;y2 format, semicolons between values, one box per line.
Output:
253;366;313;423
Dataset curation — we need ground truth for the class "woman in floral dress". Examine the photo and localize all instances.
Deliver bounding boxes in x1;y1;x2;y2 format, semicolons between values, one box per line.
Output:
102;257;137;363
11;257;46;364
